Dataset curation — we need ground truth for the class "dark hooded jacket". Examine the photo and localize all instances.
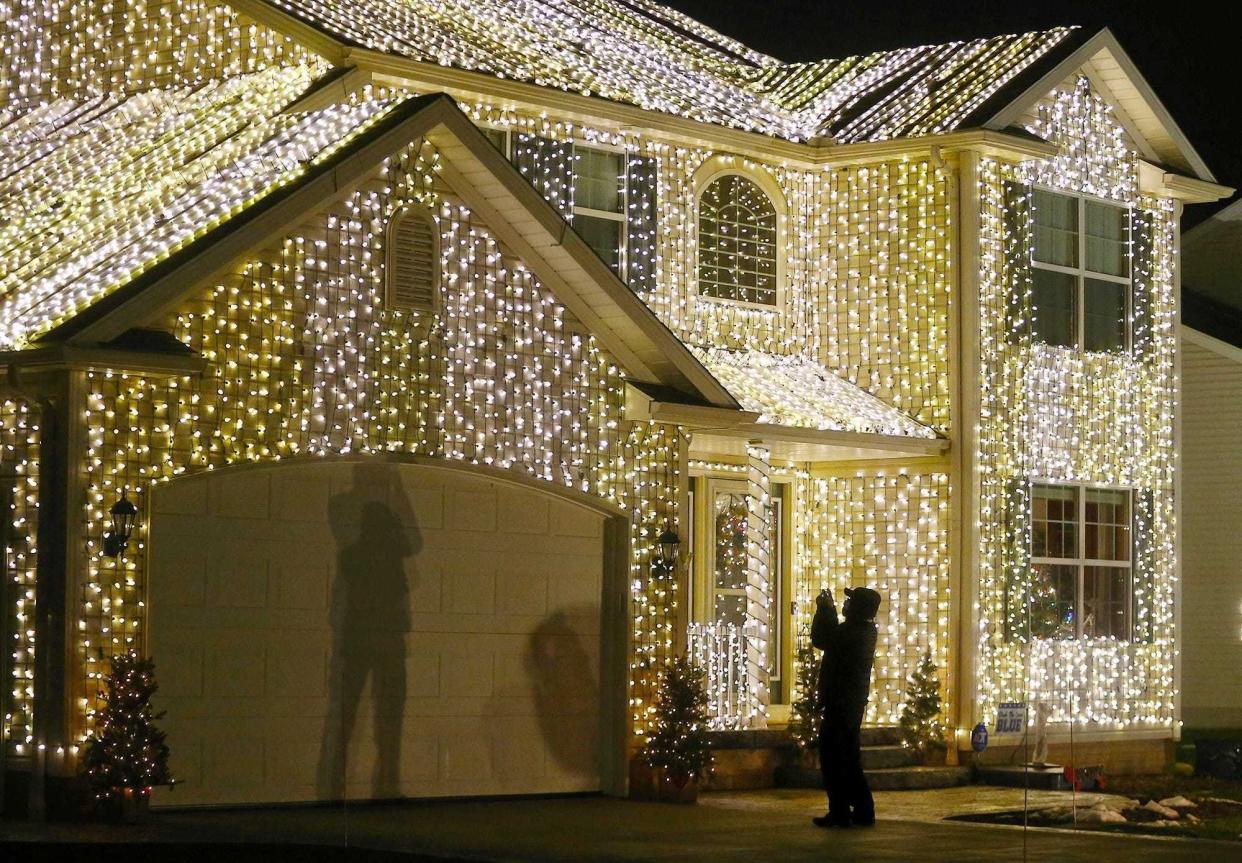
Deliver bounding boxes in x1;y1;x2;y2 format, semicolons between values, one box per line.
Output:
812;590;879;712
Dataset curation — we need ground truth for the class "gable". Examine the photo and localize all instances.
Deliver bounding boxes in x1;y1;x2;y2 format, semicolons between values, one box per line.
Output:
1018;76;1137;202
979;27;1214;182
0;69;735;407
157;139;641;470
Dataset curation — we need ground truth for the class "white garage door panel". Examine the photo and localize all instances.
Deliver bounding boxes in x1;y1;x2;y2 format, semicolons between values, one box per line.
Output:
149;461;605;806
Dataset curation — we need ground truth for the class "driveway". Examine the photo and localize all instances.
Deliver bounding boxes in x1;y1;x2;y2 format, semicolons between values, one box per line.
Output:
3;787;1234;862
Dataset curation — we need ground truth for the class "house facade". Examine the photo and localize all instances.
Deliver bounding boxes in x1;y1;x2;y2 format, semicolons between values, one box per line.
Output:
0;1;1230;809
1178;207;1242;732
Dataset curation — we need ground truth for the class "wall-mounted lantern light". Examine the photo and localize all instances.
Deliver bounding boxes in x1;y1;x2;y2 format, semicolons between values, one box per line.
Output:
103;490;138;558
656;523;681;573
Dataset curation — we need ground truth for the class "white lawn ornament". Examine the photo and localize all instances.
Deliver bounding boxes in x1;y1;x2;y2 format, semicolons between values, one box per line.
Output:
1032;701;1052;766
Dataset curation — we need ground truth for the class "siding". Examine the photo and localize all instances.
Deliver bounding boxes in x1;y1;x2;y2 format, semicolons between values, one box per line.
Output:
1181;336;1242;728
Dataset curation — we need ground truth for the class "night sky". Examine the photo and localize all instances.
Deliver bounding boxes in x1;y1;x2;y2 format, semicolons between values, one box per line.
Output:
663;0;1240;226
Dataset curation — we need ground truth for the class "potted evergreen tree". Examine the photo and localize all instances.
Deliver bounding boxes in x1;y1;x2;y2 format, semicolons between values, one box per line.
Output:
897;650;948;765
634;656;713;803
80;651;174;822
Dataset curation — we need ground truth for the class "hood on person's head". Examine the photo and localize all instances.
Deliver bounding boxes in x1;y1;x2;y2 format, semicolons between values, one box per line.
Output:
844;587;881;622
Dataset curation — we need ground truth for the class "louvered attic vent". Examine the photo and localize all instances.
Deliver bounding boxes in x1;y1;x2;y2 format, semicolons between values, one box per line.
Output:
386;206;439;313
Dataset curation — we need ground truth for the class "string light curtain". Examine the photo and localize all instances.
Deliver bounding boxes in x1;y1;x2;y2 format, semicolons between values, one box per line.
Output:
513;133;575;218
624;154;659;294
820;159;953;432
74;135;684;747
744;443;772;724
0;0;318;113
974;78;1177;729
0;0;1182;755
0;400;39;755
798;469;952;726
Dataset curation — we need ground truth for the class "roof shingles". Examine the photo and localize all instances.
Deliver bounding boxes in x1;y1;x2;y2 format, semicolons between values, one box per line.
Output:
0;66;399;348
692;347;937;439
256;0;1072;142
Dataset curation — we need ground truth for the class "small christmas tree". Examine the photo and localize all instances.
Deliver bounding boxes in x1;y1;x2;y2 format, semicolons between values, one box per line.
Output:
81;652;173;804
1028;569;1071;639
897;650;947;763
786;636;822;752
640;656;713;788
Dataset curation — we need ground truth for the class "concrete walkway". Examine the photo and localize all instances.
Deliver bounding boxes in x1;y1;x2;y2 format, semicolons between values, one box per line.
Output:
4;787;1236;861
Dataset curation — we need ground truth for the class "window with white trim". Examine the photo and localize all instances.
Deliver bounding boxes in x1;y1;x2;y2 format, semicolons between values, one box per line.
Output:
572;145;626;274
697;173;778;306
483;130;630;275
385;205;439;315
1030;483;1132;640
1031;189;1130;352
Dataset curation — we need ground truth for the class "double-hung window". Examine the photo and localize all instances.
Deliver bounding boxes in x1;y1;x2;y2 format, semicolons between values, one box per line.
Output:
572;146;627;275
1031;189;1130;352
480;128;629;277
1030;483;1133;640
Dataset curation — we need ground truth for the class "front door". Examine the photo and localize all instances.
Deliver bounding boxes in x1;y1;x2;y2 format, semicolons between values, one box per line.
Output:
692;477;789;709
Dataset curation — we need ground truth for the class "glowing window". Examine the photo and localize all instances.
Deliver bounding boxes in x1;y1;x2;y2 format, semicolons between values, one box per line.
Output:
1031;190;1131;352
698;174;778;306
573;146;625;274
1030;483;1133;640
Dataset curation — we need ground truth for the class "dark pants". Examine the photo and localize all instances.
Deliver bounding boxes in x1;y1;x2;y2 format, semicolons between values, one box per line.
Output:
818;702;873;821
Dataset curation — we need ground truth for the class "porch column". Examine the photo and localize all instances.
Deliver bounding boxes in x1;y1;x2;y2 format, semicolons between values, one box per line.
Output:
745;441;772;727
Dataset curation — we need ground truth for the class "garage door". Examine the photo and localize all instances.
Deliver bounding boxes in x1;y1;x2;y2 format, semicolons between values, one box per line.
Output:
147;460;610;806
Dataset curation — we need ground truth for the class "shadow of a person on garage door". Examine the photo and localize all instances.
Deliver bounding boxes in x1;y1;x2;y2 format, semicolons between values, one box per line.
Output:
526;608;600;780
317;462;421;801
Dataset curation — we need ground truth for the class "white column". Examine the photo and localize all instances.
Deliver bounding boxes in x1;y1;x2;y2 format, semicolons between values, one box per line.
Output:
746;441;772;728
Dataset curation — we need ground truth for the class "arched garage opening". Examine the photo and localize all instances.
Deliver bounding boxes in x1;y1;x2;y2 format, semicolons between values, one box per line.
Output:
145;456;629;807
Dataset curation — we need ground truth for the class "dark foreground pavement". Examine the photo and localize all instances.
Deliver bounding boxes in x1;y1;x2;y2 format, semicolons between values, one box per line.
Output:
3;791;1238;862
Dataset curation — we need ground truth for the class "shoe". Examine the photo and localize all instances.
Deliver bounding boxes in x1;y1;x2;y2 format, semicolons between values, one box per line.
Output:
812;814;851;828
852;814;876;827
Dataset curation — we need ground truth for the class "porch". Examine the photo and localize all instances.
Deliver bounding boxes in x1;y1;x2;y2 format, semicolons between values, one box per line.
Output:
629;348;956;776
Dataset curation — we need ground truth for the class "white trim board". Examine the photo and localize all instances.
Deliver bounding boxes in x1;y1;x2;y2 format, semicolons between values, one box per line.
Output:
1182;325;1242;364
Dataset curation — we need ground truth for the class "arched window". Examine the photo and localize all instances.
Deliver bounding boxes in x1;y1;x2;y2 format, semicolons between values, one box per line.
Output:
697;173;778;306
385;205;439;314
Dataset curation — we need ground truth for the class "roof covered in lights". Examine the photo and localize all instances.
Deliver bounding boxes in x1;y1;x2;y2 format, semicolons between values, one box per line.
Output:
0;65;401;349
0;66;741;406
240;0;1076;142
690;347;938;439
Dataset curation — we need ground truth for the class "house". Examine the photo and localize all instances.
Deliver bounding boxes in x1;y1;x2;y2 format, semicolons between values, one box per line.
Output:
1178;207;1242;732
0;1;1231;810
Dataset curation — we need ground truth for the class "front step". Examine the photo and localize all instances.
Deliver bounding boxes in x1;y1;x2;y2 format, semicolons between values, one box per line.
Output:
866;765;971;791
705;725;969;792
861;745;918;770
860;726;901;747
775;763;971;791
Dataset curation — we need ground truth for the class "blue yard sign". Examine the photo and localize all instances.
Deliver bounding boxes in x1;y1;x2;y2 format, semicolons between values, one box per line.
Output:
996;702;1027;735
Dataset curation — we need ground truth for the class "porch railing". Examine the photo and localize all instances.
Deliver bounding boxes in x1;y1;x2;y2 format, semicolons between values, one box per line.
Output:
687;621;762;730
